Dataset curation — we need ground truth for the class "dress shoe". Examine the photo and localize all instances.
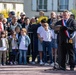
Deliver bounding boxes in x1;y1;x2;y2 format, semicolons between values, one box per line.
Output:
58;66;66;71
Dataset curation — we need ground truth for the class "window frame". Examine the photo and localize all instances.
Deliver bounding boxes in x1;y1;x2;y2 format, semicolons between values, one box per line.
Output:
37;0;47;12
58;0;69;11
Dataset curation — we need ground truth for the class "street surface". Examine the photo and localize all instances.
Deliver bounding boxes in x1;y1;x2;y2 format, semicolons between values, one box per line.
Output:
0;65;76;75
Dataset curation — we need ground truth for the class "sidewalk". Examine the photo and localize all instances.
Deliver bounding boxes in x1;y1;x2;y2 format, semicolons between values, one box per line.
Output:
0;65;76;75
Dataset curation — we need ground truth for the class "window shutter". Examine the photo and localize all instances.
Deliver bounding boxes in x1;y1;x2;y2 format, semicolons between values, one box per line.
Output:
53;0;57;11
68;0;73;10
47;0;52;11
32;0;37;11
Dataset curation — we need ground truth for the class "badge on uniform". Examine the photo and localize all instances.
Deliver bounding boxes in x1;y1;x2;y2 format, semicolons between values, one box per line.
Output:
69;38;73;44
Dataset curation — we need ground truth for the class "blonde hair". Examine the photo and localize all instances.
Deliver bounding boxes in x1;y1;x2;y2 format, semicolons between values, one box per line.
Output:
3;18;7;22
39;11;44;16
21;28;27;33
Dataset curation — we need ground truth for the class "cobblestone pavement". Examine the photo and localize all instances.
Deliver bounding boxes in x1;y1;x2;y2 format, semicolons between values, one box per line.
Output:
0;65;76;75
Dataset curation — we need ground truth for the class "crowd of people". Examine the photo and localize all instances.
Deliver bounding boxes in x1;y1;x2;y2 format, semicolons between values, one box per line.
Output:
0;10;76;71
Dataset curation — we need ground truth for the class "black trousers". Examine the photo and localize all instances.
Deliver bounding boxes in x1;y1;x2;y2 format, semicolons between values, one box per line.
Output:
60;43;75;69
32;37;38;62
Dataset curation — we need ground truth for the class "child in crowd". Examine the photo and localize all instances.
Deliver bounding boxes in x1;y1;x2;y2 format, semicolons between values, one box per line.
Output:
41;23;53;65
18;28;31;65
5;30;9;64
0;31;9;65
9;31;18;65
15;26;21;39
37;19;46;65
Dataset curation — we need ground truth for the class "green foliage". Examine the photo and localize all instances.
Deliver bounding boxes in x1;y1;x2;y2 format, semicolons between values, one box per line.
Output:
71;9;76;19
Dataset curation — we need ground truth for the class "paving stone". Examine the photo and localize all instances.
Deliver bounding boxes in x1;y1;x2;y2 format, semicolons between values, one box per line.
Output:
0;65;76;75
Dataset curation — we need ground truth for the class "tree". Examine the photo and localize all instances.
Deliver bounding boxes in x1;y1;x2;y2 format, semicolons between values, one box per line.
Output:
71;9;76;19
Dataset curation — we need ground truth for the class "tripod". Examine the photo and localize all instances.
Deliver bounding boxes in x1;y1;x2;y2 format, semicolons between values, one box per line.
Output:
52;25;62;70
51;30;59;70
45;31;59;71
51;25;62;70
44;25;61;71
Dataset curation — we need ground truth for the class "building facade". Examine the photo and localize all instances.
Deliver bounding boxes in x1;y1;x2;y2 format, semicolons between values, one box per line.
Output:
73;0;76;9
0;0;24;12
24;0;74;18
0;0;75;18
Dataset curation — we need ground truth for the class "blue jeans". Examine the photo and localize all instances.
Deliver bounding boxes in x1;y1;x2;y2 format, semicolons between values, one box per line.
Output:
42;41;53;63
19;50;27;64
51;39;58;48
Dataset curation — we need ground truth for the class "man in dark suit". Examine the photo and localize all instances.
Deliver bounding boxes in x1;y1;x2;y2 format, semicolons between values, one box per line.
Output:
55;10;76;71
